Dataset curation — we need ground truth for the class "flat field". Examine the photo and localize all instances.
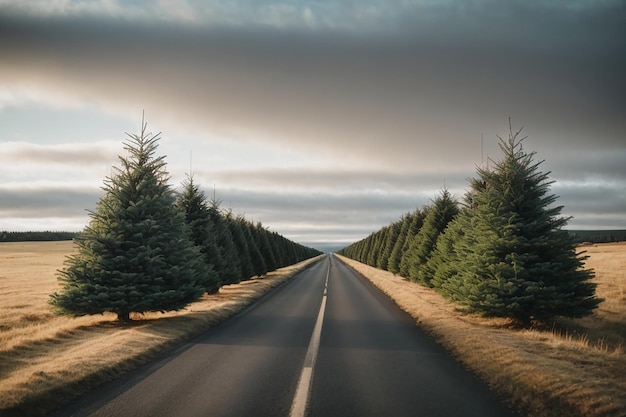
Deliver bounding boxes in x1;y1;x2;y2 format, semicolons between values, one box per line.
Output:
1;242;624;417
0;241;321;416
338;242;626;417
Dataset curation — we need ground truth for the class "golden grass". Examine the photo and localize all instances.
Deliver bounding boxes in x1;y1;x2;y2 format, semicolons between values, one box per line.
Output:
0;241;322;417
336;242;626;417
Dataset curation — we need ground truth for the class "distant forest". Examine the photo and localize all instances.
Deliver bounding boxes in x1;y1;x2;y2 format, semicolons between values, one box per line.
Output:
0;231;78;242
567;230;626;244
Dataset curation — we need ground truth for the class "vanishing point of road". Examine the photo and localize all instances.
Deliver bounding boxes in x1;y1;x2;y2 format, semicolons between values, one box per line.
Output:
53;254;517;417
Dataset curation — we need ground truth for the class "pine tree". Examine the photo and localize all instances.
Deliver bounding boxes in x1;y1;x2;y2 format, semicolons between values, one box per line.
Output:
367;230;383;267
226;213;255;280
50;121;206;321
399;208;428;277
378;221;401;271
429;207;471;292
441;121;601;324
269;231;286;268
387;212;414;275
208;196;242;285
404;189;459;285
254;222;278;272
176;175;221;294
239;217;267;277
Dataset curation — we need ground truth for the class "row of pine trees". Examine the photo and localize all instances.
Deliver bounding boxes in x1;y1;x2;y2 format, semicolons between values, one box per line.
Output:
50;121;321;321
339;122;601;324
177;175;321;292
0;231;78;242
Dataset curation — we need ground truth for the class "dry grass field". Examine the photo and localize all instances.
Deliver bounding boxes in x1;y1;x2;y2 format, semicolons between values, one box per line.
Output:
1;242;624;417
337;242;626;417
0;241;322;417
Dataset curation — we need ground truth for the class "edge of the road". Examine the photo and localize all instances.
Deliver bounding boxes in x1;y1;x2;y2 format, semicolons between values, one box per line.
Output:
44;255;329;417
332;254;525;416
329;254;425;326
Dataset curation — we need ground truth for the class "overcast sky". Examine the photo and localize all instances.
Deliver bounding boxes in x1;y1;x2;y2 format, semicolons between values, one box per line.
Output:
0;0;625;248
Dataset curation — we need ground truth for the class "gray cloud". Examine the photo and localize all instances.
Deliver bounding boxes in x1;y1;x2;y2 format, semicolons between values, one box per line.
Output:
553;182;626;216
545;149;626;182
0;1;624;241
203;168;466;195
0;187;100;218
0;141;118;166
1;4;624;170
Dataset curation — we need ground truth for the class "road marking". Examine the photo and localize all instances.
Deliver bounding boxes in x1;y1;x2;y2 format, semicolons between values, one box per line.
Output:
289;259;330;417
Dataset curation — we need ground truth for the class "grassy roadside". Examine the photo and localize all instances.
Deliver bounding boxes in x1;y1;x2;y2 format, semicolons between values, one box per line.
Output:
0;241;323;417
335;244;625;417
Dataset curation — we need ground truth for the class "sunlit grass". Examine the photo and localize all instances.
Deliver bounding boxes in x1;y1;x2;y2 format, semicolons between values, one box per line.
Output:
3;239;623;417
337;243;626;417
0;241;322;416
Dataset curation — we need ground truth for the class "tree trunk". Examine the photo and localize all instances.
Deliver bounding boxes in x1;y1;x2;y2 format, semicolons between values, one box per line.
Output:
117;310;131;322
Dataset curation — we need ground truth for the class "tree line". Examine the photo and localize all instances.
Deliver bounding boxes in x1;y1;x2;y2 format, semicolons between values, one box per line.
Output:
0;231;78;242
50;121;321;322
339;122;601;325
568;230;626;244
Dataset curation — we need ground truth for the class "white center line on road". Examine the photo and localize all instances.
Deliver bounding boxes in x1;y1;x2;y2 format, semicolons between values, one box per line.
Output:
289;259;330;417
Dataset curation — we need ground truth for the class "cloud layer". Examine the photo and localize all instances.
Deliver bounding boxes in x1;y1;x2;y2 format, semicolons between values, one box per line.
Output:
1;1;625;244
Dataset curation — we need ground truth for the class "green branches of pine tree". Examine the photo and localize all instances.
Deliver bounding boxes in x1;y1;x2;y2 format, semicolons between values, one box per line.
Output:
339;119;600;325
50;120;207;321
437;120;601;324
176;174;221;294
404;189;459;286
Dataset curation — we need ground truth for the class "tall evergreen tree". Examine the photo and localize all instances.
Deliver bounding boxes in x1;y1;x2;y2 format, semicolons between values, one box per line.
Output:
440;121;601;323
399;206;429;277
254;222;278;272
269;231;286;268
239;217;267;277
404;189;459;285
50;121;206;321
226;212;255;280
428;207;471;292
387;212;414;275
378;221;401;271
176;175;221;294
208;197;242;285
367;230;383;267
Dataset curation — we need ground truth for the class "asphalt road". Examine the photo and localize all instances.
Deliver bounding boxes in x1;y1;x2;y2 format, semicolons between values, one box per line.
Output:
53;254;517;417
